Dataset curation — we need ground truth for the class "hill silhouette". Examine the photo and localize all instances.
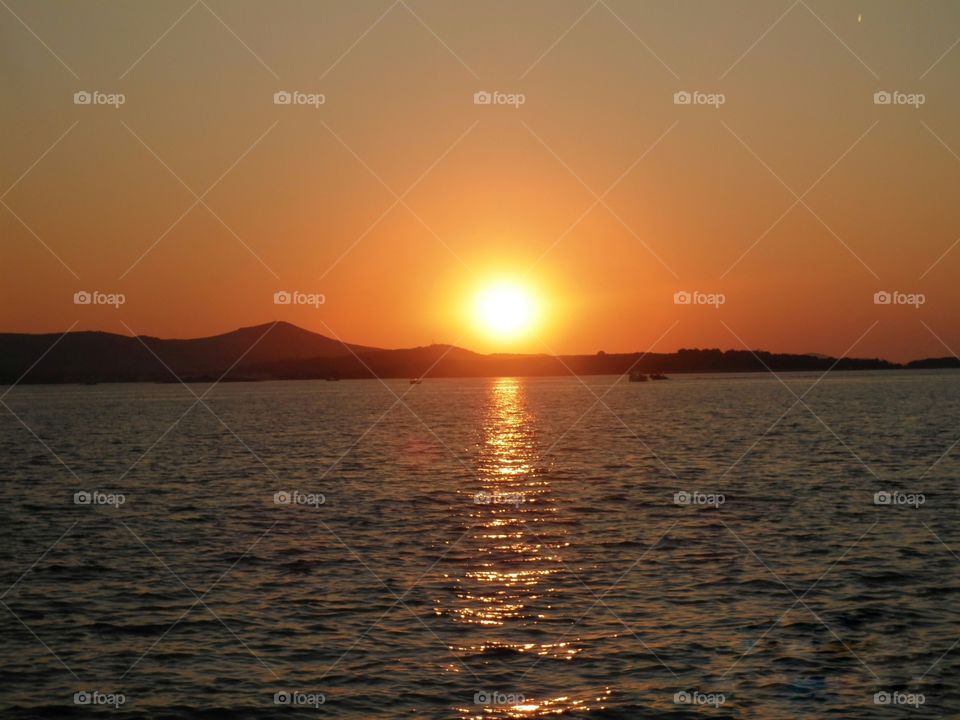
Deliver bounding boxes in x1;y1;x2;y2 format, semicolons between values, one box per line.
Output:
1;322;955;384
0;322;377;383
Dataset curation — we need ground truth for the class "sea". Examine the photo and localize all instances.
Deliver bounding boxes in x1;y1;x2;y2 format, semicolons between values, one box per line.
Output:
1;371;959;718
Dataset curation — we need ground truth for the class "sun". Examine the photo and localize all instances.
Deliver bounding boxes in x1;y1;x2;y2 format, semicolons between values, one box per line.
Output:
473;281;538;340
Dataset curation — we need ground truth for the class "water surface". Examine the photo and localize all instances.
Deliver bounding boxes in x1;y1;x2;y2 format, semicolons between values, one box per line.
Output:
1;372;959;717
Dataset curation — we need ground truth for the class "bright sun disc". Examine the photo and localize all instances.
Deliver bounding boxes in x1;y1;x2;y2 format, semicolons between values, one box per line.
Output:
473;282;537;339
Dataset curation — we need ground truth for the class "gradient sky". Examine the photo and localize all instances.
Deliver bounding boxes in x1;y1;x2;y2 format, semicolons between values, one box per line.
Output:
2;0;959;361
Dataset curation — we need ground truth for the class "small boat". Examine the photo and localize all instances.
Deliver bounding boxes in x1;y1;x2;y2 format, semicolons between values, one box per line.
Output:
409;378;423;385
628;370;648;382
650;373;668;381
325;376;340;381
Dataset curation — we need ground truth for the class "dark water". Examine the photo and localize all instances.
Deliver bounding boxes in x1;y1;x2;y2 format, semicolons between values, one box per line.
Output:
1;371;959;718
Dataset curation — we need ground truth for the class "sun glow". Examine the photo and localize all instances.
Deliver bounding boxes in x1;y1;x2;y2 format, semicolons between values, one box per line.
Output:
473;281;539;340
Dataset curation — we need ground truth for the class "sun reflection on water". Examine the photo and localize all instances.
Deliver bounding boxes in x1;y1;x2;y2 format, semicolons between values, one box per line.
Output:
444;378;610;717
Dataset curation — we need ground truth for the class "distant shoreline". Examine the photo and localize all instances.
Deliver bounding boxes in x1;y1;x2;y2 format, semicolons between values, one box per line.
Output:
4;366;960;389
1;323;957;385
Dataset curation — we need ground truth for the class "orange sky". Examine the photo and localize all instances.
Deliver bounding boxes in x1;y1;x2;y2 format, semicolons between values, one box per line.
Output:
2;1;959;361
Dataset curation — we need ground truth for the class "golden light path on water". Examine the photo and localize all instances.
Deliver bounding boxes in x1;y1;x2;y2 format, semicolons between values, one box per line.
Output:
443;379;612;718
